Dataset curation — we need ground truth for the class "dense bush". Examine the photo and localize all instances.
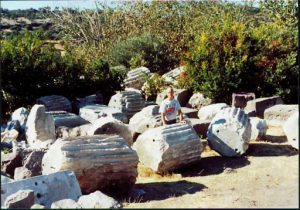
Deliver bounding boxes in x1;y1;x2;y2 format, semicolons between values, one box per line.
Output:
183;0;298;104
109;33;176;74
1;30;125;118
142;73;168;101
1;0;298;121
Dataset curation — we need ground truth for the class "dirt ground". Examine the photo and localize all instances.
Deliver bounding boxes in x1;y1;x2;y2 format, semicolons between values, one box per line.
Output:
123;128;299;208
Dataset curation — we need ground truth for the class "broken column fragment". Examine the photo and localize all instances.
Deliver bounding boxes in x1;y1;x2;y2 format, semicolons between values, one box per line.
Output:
244;96;283;118
42;135;138;194
25;105;55;146
283;112;298;150
124;66;151;89
88;117;132;146
1;170;82;208
207;107;251;157
108;91;145;119
36;95;72;112
133;123;203;173
79;105;128;124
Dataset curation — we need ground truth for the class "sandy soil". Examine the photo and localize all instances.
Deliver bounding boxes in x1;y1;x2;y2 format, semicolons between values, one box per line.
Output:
122;130;299;208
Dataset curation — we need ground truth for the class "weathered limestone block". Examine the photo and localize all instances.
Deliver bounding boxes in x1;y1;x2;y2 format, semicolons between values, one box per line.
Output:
4;190;35;209
14;167;33;180
207;107;251;157
42;135;139;194
56;124;92;139
36;95;72;112
283;112;298;150
162;66;184;85
48;111;90;128
1;128;19;142
129;105;160;125
189;118;210;138
1;170;81;208
181;107;198;118
244;96;284;118
78;191;122;209
133;123;203;173
3;120;24;141
198;103;229;121
11;107;29;130
156;89;192;107
264;104;298;127
77;93;103;108
51;199;81;209
249;117;267;141
1;150;23;178
108;91;145;119
232;92;255;109
1;175;13;184
124;66;151;89
26;105;55;146
125;87;142;94
22;150;45;177
129;115;162;142
88;117;132;146
80;105;128;124
187;93;212;110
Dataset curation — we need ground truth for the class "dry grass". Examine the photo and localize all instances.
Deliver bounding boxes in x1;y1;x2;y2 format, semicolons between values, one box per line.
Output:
137;163;182;180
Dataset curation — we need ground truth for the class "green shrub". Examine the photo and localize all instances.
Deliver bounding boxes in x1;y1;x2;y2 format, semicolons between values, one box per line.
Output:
1;30;125;117
109;32;176;74
184;19;251;103
142;73;168;101
183;1;298;104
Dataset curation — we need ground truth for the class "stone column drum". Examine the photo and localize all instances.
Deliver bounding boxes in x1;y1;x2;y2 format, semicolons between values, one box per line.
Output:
133;123;203;173
42;135;139;194
207;107;251;157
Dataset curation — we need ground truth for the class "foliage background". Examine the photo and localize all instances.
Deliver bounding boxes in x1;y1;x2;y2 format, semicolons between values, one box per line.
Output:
1;0;298;120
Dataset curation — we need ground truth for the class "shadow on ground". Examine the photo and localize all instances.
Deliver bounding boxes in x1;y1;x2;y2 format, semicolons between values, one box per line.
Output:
259;135;288;143
174;156;250;178
126;180;206;202
245;142;298;157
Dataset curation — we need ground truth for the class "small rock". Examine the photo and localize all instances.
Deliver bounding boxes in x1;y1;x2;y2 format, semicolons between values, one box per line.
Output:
4;189;35;209
31;203;46;209
51;199;81;209
14;167;33;180
78;191;122;209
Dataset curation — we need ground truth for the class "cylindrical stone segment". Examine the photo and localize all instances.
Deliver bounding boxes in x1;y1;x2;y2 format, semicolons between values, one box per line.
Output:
108;91;145;119
207;107;251;157
36;95;72;112
133;123;203;173
42;135;139;194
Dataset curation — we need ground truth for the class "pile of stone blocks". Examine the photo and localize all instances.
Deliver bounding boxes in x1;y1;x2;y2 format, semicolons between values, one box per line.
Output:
244;96;283;118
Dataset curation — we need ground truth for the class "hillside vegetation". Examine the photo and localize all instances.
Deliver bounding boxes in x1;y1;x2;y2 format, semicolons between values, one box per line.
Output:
1;0;298;120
